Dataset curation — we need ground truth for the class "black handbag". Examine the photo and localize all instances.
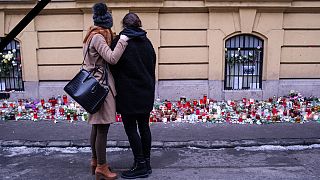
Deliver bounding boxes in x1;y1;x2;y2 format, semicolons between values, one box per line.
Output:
64;40;109;114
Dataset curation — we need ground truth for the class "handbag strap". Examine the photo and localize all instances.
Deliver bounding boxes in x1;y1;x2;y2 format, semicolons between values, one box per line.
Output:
82;36;110;86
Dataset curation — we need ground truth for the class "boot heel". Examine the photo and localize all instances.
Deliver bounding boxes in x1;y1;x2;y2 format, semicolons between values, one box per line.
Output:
96;172;117;180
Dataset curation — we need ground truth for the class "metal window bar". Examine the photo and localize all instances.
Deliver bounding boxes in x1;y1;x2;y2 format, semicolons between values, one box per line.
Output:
224;34;263;90
0;38;24;92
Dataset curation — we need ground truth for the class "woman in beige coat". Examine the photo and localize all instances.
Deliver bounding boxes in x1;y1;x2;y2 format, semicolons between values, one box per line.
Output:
83;3;129;180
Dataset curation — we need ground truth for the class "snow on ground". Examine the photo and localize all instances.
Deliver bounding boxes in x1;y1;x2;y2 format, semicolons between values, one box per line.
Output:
235;144;320;151
1;144;320;157
1;146;129;157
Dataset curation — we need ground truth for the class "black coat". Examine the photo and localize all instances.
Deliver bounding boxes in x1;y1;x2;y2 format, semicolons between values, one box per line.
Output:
110;35;156;115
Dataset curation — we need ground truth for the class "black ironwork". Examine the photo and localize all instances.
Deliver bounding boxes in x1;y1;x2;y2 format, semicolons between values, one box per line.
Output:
224;34;264;90
0;0;51;51
0;38;24;91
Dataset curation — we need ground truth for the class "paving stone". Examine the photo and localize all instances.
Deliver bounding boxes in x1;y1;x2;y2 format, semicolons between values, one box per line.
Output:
107;141;117;147
210;140;233;148
256;139;281;145
72;140;90;147
117;141;130;147
278;139;305;146
304;138;320;145
163;141;188;148
231;140;258;147
24;141;48;147
188;141;212;148
1;140;25;147
151;141;164;148
47;141;71;147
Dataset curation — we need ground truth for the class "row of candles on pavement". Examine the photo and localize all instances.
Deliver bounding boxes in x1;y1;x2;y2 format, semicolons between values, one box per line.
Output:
0;95;88;122
146;95;320;124
1;93;320;124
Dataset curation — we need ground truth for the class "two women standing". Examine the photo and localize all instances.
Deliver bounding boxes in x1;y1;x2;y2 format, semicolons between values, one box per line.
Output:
83;2;155;180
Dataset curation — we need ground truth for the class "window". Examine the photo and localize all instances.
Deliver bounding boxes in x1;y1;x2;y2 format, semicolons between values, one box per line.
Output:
0;38;24;91
224;34;263;90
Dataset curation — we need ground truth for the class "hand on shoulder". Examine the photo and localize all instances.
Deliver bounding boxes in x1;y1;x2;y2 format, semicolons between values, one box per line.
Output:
120;35;130;42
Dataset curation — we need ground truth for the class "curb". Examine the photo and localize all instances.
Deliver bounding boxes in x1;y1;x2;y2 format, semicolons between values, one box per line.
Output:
1;138;320;149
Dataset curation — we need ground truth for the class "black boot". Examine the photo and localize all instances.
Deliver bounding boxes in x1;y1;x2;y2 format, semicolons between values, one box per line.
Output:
145;158;152;174
121;159;149;179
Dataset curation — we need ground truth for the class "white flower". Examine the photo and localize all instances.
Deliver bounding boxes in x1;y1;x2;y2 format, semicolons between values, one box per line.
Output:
4;54;9;59
225;48;227;51
235;54;239;57
238;48;241;51
0;52;2;55
239;57;242;60
12;49;16;53
257;46;261;49
231;54;234;57
8;51;11;54
249;52;253;56
12;61;17;66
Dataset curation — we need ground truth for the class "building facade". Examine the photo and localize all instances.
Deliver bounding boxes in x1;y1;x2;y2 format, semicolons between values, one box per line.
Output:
0;0;320;100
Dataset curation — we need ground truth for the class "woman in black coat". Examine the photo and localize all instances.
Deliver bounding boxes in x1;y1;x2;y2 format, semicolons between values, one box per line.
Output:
110;13;156;179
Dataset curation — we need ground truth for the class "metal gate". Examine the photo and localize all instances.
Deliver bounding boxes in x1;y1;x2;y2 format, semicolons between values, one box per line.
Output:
0;38;24;92
224;34;263;90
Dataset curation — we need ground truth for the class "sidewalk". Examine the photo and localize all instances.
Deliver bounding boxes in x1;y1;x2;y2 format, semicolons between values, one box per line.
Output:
0;120;320;148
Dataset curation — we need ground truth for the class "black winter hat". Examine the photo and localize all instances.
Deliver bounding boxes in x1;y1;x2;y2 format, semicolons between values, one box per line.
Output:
92;3;113;29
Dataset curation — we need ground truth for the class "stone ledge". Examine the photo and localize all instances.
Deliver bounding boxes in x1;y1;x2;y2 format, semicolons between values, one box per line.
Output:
107;141;117;147
163;141;189;148
117;141;131;148
1;140;25;147
24;141;47;147
1;138;320;148
47;141;71;147
71;140;90;147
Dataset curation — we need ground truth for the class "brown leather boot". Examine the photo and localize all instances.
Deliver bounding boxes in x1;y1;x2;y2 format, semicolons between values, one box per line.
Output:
91;158;97;175
95;164;117;180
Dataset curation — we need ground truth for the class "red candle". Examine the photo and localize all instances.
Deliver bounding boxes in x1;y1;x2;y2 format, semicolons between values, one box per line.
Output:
242;98;247;103
200;99;204;105
196;109;200;115
193;100;197;106
67;113;71;120
272;108;277;116
59;108;64;115
34;112;38;119
63;95;68;105
73;114;78;121
203;95;207;104
166;102;172;110
41;99;45;106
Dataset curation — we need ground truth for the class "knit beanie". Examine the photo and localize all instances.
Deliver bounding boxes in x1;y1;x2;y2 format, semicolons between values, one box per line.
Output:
92;3;113;29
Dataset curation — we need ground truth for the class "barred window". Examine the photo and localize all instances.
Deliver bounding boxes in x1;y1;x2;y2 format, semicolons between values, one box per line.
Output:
224;34;263;90
0;38;24;92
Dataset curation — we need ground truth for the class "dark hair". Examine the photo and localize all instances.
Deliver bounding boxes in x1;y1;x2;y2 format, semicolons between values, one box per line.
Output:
122;12;142;28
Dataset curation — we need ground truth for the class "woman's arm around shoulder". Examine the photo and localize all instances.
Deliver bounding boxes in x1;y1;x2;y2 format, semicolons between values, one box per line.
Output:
91;34;128;65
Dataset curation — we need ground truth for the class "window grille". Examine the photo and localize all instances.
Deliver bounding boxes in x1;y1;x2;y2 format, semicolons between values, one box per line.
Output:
224;34;263;90
0;38;24;92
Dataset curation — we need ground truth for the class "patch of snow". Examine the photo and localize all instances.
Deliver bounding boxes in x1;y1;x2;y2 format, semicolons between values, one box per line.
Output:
2;146;129;157
235;144;320;151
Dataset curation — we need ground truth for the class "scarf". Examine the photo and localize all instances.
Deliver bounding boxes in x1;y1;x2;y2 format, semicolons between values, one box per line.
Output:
120;27;147;39
83;26;113;46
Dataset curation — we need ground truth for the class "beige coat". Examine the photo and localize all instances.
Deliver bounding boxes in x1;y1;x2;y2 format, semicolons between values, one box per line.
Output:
84;34;128;124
